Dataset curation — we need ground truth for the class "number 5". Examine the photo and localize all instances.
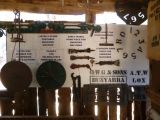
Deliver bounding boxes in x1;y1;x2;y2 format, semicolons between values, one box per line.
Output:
138;12;145;19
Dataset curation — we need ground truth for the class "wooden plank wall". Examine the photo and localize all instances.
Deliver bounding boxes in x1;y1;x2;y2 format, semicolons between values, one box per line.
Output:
148;60;160;113
0;87;147;120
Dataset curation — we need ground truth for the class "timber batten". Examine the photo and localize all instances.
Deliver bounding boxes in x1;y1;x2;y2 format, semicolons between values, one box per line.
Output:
0;0;145;14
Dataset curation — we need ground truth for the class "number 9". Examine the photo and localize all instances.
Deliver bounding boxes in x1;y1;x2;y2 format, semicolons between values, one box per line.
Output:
131;16;137;22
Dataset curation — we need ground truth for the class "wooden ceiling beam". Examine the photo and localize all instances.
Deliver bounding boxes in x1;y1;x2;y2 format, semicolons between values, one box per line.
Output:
0;0;115;14
0;0;147;14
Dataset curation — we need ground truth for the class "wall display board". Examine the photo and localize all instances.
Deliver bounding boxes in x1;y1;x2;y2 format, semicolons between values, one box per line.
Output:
147;0;160;60
6;24;149;87
0;35;6;69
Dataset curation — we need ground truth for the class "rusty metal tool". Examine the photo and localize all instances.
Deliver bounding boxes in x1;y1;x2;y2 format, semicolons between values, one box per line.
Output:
71;73;83;114
70;55;95;60
99;24;114;46
70;63;91;70
96;60;120;66
90;25;101;37
71;73;81;101
90;59;95;66
68;48;95;54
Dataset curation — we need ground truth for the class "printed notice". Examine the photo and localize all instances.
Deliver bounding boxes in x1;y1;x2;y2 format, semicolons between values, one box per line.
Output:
90;69;127;84
66;35;87;47
90;76;127;84
39;49;63;62
39;34;58;47
15;49;36;63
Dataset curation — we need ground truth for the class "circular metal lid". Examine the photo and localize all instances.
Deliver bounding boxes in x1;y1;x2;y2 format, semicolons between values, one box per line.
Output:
36;61;66;90
0;61;32;92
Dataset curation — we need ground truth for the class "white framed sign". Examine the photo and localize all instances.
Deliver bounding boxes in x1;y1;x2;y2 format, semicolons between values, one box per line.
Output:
6;24;149;87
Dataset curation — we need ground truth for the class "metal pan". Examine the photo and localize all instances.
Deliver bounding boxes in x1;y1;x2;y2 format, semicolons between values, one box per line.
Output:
0;61;32;93
36;61;66;90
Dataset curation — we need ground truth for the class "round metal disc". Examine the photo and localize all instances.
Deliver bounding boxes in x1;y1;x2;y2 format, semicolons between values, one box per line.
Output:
115;1;147;25
36;61;66;90
0;61;32;92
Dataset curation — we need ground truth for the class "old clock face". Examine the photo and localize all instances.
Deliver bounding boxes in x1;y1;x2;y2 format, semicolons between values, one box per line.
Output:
115;1;148;25
116;26;145;60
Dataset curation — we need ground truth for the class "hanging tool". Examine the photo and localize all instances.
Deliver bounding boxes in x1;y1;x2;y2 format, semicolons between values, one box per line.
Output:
68;48;95;54
0;10;32;93
71;73;81;101
96;60;120;66
71;73;83;114
70;63;91;70
11;10;24;43
70;55;95;60
99;24;114;46
90;24;101;37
